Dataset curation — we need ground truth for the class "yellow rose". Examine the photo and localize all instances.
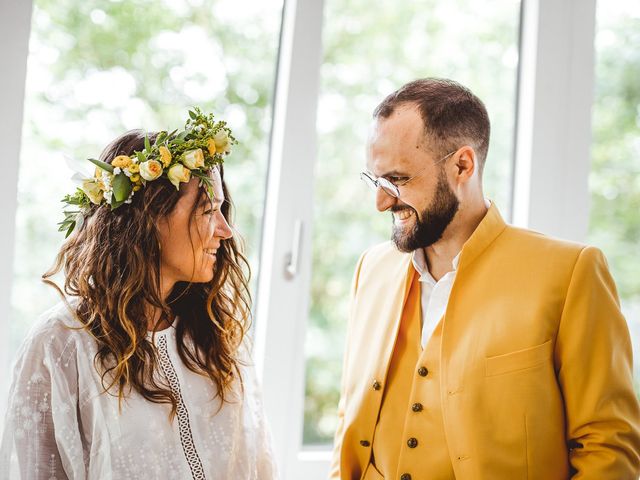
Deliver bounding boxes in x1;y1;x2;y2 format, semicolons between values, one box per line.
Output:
112;155;132;168
80;179;104;205
207;138;217;157
139;159;163;181
127;163;140;174
182;148;205;169
167;164;191;190
159;146;172;167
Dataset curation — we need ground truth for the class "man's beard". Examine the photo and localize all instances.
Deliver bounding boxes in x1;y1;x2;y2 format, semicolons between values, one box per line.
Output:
391;169;460;253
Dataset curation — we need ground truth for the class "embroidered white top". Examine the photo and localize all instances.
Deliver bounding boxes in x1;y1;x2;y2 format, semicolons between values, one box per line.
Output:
412;248;461;349
0;301;278;480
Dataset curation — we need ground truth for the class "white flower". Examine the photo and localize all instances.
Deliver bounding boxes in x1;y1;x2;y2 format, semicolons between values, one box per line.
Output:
139;160;163;181
101;171;112;186
113;167;122;175
80;179;104;204
182;149;205;169
214;130;228;148
167;164;191;189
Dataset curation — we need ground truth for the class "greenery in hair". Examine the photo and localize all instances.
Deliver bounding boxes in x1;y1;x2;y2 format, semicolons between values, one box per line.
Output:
59;108;236;237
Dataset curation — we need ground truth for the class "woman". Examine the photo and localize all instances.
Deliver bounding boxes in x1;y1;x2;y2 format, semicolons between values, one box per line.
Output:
0;110;278;479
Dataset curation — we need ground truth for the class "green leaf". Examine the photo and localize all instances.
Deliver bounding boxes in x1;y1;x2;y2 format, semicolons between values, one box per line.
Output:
136;151;146;163
189;110;197;120
110;199;125;210
155;131;167;145
88;158;114;173
112;173;133;203
65;225;75;238
144;135;151;152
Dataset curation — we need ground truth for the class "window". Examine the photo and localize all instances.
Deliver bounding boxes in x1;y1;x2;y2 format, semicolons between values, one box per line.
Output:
9;0;283;370
304;0;523;445
588;0;640;392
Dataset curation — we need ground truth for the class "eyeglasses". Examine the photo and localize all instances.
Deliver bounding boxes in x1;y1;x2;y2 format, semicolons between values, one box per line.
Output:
360;149;457;198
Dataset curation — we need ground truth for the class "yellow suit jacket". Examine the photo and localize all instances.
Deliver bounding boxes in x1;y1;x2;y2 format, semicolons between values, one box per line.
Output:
330;204;640;479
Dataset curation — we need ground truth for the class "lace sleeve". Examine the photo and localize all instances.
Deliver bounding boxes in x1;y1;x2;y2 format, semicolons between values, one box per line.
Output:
0;314;85;480
252;386;279;480
240;341;279;479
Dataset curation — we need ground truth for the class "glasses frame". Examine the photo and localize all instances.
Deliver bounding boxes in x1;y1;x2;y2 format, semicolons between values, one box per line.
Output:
360;149;458;198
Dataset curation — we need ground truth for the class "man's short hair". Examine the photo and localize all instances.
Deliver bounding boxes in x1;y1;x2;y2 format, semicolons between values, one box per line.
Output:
373;78;491;173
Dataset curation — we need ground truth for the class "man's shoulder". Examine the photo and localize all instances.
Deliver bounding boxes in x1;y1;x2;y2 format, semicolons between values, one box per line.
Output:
359;241;409;268
352;241;413;291
500;224;588;259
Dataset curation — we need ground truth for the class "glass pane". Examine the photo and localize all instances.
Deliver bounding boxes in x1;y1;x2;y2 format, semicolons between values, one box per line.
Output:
304;0;522;445
588;1;640;393
9;0;282;369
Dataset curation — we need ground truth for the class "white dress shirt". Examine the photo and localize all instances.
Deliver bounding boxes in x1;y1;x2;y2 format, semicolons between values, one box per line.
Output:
412;248;461;349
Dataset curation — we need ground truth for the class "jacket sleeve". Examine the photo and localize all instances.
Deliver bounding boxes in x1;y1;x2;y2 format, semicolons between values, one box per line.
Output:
329;251;367;480
555;246;640;479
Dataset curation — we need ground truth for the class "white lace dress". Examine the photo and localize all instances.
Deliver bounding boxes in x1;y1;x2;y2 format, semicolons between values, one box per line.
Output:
0;302;278;479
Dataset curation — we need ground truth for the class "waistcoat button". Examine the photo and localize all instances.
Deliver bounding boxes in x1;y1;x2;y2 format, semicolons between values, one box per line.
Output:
417;366;428;377
407;437;418;448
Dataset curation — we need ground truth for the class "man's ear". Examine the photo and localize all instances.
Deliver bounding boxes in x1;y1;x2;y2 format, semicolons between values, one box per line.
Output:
453;145;477;181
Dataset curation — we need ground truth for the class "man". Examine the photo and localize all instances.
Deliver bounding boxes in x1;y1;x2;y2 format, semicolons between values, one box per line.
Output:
330;78;640;479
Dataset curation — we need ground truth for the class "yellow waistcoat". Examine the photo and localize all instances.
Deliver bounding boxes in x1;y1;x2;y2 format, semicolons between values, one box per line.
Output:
330;204;640;480
364;272;455;480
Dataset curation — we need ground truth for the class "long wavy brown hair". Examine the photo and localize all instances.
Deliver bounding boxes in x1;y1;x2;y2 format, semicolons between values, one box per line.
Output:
43;130;252;416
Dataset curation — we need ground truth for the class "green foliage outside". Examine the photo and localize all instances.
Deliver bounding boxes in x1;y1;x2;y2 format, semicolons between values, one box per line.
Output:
9;0;639;452
304;0;521;444
587;6;640;395
304;0;640;445
11;0;281;361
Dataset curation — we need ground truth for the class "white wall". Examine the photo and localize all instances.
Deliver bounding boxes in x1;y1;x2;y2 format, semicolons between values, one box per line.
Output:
0;0;33;414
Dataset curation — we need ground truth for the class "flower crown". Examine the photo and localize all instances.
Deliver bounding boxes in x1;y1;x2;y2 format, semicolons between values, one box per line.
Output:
59;108;236;237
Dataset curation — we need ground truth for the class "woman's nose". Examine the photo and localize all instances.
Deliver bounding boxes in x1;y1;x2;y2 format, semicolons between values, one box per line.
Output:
215;212;233;240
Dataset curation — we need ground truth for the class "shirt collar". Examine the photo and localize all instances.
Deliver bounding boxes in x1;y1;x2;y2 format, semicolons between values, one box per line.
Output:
410;198;497;281
411;248;461;284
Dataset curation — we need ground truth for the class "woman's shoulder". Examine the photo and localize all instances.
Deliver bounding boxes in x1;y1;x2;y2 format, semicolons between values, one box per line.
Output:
20;297;88;353
9;298;91;386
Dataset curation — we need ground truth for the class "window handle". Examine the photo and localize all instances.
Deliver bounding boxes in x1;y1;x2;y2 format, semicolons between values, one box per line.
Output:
284;219;303;280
